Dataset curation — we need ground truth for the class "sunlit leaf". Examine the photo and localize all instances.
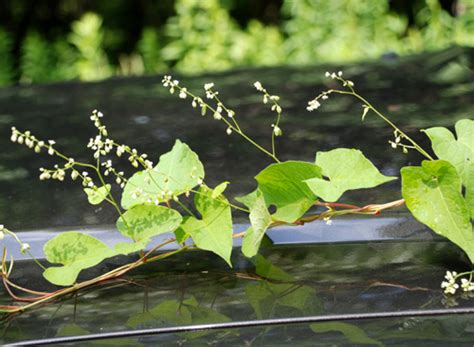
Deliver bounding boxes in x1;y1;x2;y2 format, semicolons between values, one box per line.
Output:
423;119;474;184
211;181;229;198
116;204;182;242
179;186;233;266
241;190;272;258
84;184;111;205
305;148;396;202
237;161;322;223
121;140;204;209
43;232;115;286
401;160;474;262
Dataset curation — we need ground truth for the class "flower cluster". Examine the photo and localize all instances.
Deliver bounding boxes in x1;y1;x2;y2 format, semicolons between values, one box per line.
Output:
306;71;356;112
441;271;460;294
11;127;56;155
388;130;409;154
440;270;474;295
253;81;283;137
325;71;355;87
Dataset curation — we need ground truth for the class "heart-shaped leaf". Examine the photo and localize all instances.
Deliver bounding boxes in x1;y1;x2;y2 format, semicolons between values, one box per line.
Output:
43;232;115;286
179;187;233;266
305;148;396;202
237;161;322;223
423;120;474;183
116;204;182;242
121;140;204;209
401;160;474;262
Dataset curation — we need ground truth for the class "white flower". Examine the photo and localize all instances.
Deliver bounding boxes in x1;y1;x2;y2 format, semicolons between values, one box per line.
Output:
307;99;321;111
273;125;282;136
226;127;232;135
179;88;187;99
227;110;235;118
254;81;263;91
204;82;214;91
20;243;30;254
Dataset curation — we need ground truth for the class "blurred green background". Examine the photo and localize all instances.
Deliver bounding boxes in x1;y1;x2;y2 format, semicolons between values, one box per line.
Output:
0;0;473;86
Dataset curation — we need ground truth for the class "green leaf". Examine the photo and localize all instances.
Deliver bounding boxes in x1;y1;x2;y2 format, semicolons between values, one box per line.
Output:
211;181;229;198
113;238;149;255
423;119;474;184
179;187;233;266
43;232;115;286
305;148;396;202
237;161;322;223
310;322;382;346
466;163;474;219
83;184;111;205
241;190;272;258
116;204;182;242
401;160;474;262
121;140;204;209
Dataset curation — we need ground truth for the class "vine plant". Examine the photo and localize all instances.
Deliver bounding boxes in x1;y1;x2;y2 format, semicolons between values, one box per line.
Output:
1;72;473;314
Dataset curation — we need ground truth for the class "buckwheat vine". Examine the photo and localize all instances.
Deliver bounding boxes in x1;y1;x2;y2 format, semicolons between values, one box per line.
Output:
1;72;473;314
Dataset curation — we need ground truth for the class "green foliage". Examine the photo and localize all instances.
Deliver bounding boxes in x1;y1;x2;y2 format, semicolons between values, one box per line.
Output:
241;190;272;258
211;181;229;198
0;30;14;86
137;28;166;74
310;322;382;346
121;139;205;209
305;148;396;202
83;184;111;205
2;1;474;85
423;119;474;218
282;0;407;64
43;232;115;286
116;204;182;242
20;33;56;83
179;186;233;266
238;161;321;223
69;12;111;81
401;160;474;262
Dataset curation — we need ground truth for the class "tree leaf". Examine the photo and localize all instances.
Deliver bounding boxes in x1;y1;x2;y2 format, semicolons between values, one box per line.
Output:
43;232;115;286
116;204;182;242
305;148;396;202
310;322;382;346
423;119;474;184
237;161;322;223
401;160;474;262
241;190;272;258
83;184;111;205
121;140;204;209
179;187;233;266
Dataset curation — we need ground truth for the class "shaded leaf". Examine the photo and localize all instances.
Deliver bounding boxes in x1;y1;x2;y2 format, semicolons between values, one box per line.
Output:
305;148;396;202
43;232;115;286
179;187;233;266
311;322;382;346
84;184;111;205
401;160;474;262
121;140;204;209
116;204;182;242
237;161;321;223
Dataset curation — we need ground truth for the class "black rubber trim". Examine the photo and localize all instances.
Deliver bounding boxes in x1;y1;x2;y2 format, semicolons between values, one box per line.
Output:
6;307;474;346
